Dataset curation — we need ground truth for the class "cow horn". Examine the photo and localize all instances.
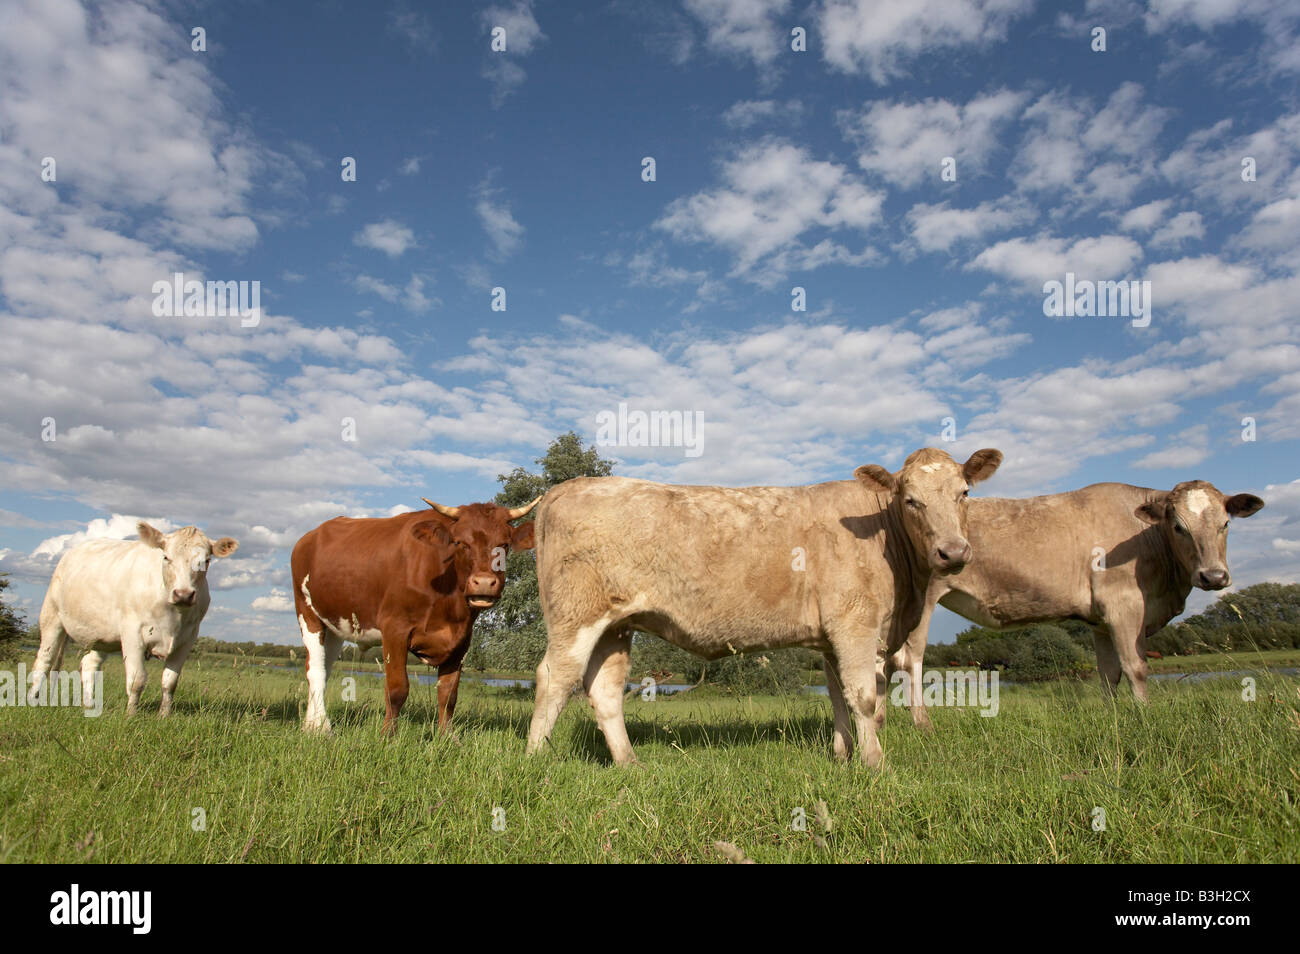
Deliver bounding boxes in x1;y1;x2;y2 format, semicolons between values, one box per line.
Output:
421;498;460;518
507;496;543;520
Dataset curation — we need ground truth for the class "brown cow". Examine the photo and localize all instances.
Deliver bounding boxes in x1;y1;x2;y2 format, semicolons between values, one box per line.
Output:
881;480;1264;728
291;496;540;733
525;447;1002;766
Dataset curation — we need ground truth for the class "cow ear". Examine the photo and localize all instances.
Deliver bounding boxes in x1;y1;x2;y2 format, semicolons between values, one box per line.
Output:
1225;494;1264;518
211;537;239;558
412;521;453;549
855;464;897;494
510;520;536;551
138;522;166;549
963;449;1003;485
1134;497;1169;525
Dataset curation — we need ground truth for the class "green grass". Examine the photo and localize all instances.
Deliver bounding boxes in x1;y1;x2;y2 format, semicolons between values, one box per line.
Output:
1;656;1297;863
1146;647;1300;673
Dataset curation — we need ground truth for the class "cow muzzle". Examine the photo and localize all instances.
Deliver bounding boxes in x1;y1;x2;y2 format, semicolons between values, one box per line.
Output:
466;573;502;608
171;588;197;606
932;540;972;573
1195;568;1229;590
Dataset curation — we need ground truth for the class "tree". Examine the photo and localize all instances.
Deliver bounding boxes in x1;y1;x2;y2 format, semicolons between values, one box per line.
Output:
468;432;617;673
0;574;27;664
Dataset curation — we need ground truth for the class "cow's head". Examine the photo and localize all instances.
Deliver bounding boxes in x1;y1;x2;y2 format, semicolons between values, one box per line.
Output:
855;447;1003;574
1135;481;1264;590
412;496;541;609
138;522;239;606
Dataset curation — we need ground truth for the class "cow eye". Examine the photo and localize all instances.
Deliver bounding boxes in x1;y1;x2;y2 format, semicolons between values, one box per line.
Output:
1221;521;1230;532
162;555;171;563
905;498;921;510
1174;524;1189;535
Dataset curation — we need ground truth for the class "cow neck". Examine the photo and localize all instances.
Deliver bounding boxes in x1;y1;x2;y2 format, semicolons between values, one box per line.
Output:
883;495;928;595
1153;528;1192;611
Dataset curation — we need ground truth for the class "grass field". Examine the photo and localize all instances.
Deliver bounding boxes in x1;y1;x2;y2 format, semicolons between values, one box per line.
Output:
1;654;1297;863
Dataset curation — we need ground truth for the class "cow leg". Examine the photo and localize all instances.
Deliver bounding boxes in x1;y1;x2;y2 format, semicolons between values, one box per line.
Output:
827;623;883;768
300;614;333;733
380;632;410;735
122;633;147;716
583;628;636;765
159;639;196;717
27;604;68;704
79;650;105;712
1092;628;1123;699
903;637;933;732
1108;616;1150;703
526;616;608;757
436;642;469;734
873;651;890;729
823;652;853;762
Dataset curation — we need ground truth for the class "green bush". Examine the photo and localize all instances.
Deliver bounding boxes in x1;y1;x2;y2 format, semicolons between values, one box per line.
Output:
1005;625;1094;681
0;575;26;665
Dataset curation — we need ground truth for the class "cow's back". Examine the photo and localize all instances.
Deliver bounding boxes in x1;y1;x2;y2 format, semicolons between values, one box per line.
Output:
536;476;894;656
45;539;168;645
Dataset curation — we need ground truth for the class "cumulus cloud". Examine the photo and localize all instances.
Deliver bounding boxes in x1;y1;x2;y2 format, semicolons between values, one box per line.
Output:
480;0;546;104
683;0;791;67
721;98;805;129
474;183;525;258
353;219;416;257
839;89;1027;188
967;233;1145;288
654;139;884;283
250;588;295;612
818;0;1034;82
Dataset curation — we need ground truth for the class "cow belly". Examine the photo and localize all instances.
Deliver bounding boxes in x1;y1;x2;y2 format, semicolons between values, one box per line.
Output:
319;614;383;648
940;586;1089;629
623;604;825;658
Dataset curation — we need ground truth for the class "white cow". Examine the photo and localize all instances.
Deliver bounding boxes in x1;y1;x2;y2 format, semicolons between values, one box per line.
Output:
28;522;238;715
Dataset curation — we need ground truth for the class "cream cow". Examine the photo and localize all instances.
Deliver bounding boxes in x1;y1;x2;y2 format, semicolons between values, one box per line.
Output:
881;480;1265;728
526;448;1002;766
28;522;238;715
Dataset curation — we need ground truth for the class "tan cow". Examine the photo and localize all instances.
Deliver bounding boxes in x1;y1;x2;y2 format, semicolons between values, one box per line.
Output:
881;480;1265;727
28;523;239;715
525;447;1002;766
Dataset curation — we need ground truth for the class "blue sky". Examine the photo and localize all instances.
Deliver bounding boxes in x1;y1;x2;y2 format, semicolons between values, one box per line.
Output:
1;0;1298;645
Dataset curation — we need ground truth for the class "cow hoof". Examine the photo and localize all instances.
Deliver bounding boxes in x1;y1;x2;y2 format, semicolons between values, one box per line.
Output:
303;721;332;735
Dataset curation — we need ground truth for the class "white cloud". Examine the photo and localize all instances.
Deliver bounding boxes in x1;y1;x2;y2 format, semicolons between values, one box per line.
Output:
1011;84;1172;207
1132;424;1210;469
967;234;1145;288
722;98;805;129
353;273;436;313
1119;199;1173;232
840;89;1027;188
683;0;791;67
353;219;416;257
250;588;295;612
480;1;546;103
906;198;1035;253
655;139;884;283
32;514;174;561
474;184;525;258
1150;210;1206;248
818;0;1034;82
